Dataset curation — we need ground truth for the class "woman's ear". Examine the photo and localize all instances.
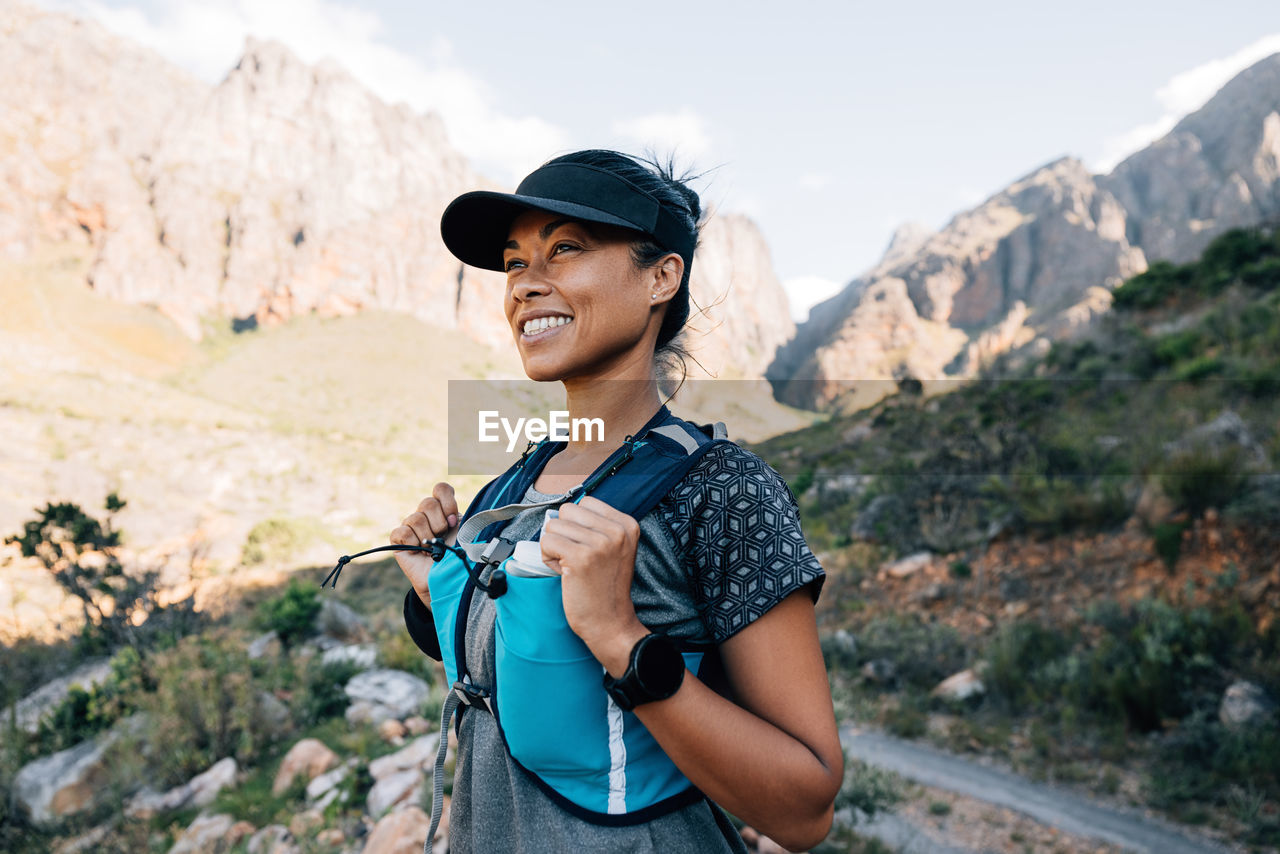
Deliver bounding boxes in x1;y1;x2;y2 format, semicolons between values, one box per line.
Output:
651;253;684;302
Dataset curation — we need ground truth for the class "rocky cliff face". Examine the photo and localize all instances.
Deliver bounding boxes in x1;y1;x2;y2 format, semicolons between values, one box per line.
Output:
1100;54;1280;264
1;2;793;378
678;210;795;380
770;53;1280;410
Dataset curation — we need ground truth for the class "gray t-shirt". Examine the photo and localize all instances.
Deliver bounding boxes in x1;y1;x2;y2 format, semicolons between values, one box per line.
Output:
445;442;826;854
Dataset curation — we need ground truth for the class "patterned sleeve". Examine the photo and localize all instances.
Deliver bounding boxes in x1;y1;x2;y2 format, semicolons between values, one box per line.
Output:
657;443;826;643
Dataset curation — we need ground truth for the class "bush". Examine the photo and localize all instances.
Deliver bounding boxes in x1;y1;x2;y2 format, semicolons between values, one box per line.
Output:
4;494;159;650
983;621;1073;711
256;580;322;650
1159;445;1248;518
33;646;150;756
854;615;969;692
1112;260;1193;310
241;517;325;567
125;633;285;786
295;657;363;727
1151;521;1187;572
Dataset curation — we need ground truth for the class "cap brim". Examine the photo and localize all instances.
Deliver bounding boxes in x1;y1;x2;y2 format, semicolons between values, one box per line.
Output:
440;191;645;272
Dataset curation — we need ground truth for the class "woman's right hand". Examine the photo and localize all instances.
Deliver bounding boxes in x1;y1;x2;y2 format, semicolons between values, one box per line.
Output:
390;482;460;609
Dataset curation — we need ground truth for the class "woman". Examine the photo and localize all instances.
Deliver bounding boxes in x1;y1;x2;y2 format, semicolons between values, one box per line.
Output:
392;149;842;853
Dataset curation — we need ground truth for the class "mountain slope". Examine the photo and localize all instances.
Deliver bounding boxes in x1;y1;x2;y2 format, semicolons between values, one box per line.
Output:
770;53;1280;411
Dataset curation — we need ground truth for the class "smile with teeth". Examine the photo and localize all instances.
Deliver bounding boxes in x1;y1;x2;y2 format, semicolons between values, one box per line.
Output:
521;315;574;337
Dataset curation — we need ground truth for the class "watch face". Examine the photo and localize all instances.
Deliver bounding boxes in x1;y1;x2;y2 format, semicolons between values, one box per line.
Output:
636;635;685;697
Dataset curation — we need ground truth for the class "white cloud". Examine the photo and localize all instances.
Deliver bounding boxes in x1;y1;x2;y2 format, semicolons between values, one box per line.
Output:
1093;33;1280;172
40;0;566;182
611;108;713;160
784;276;844;323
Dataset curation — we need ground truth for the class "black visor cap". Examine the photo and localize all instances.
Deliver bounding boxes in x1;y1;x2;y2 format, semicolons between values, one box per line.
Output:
439;162;696;274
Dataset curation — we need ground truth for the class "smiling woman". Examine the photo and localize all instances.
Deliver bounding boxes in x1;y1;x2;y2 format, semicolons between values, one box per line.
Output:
389;150;842;854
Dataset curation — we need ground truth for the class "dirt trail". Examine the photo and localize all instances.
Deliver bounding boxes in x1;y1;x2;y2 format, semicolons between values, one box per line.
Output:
842;725;1240;854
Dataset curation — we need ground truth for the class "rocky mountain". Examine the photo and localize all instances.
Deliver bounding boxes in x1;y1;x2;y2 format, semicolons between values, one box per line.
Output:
768;53;1280;411
0;1;792;379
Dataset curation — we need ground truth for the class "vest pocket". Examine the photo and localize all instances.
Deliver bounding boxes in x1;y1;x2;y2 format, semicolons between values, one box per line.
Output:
493;570;612;792
426;551;470;687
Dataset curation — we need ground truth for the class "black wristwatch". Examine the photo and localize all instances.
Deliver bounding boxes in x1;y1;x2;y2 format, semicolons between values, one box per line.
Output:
602;633;686;711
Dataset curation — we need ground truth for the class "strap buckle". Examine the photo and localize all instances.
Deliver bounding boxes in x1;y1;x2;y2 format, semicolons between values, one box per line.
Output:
453;678;492;713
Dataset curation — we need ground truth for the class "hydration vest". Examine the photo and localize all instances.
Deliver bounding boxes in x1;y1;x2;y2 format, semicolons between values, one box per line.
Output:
423;404;733;844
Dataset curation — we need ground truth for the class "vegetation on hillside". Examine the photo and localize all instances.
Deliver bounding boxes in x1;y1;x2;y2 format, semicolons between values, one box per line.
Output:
758;226;1280;848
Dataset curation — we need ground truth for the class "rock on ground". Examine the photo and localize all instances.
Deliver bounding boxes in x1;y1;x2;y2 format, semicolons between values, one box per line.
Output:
272;738;339;796
168;813;254;854
13;733;116;826
1220;680;1277;728
127;757;238;818
344;669;430;721
363;806;432;854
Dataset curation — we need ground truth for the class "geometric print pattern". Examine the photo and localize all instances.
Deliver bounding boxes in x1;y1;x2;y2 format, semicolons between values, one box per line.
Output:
656;442;826;643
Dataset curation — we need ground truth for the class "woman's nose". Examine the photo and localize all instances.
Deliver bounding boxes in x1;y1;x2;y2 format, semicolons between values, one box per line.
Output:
511;267;552;302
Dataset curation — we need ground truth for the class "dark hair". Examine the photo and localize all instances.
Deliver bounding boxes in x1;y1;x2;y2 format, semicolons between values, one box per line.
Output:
541;149;705;393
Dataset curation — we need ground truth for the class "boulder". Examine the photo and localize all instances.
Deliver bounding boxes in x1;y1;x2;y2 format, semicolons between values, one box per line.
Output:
861;659;897;685
315;828;345;846
306;758;356;810
317;598;370;642
10;659;112;734
13;734;115;826
288;809;324;840
931;669;985;701
344;669;430;721
126;757;238;818
378;717;408;743
321;642;377;670
168;813;254;854
1162;410;1268;468
884;551;932;578
1220;680;1277;729
850;494;909;544
255;691;291;736
247;631;281;660
272;738;339;796
245;825;299;854
403;716;431;736
363;805;431;854
52;821;114;853
345;699;396;726
366;768;424;817
369;734;440;781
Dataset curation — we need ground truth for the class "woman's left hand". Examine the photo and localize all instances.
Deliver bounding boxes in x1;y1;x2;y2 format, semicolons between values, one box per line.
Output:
539;496;649;670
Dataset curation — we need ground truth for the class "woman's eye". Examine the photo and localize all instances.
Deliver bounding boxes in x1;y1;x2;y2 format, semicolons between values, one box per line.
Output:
504;258;525;272
552;242;578;255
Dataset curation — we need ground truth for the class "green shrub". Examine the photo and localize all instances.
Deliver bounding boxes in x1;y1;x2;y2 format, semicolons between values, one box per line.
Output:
1159;445;1248;518
983;621;1073;711
1151;522;1187;572
242;517;325;567
1112;260;1193;310
1152;329;1204;367
1241;255;1280;290
125;633;285;786
295;658;363;727
854;615;969;692
255;580;321;650
1170;354;1223;382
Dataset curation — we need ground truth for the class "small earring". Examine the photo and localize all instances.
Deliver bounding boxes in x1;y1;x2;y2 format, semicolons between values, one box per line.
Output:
651;293;657;300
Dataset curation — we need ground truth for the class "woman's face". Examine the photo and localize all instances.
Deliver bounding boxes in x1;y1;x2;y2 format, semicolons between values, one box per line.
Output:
502;209;657;383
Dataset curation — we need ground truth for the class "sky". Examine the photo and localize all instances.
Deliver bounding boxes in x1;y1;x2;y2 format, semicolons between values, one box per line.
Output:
36;0;1280;321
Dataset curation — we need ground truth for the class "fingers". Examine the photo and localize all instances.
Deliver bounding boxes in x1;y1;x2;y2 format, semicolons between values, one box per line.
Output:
540;498;639;568
431;482;460;526
391;482;460;547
